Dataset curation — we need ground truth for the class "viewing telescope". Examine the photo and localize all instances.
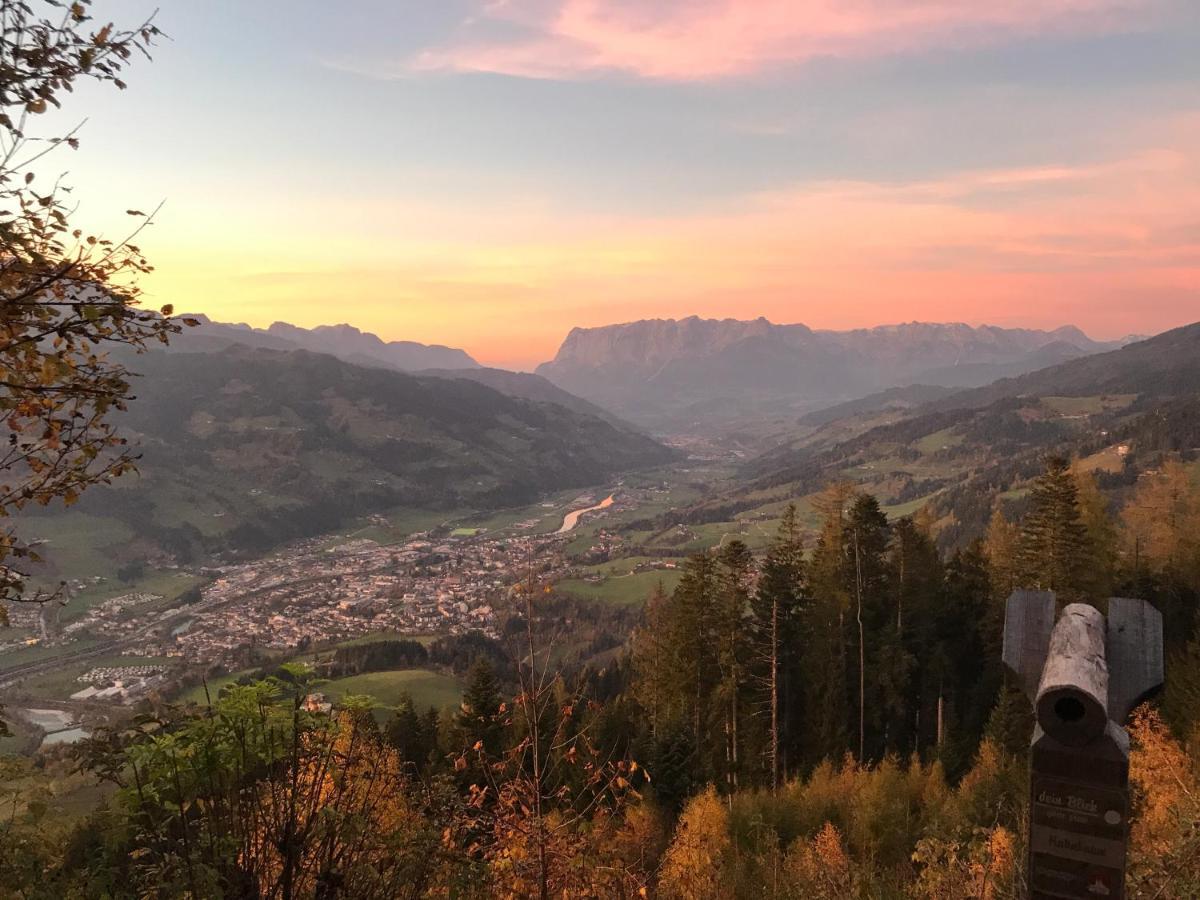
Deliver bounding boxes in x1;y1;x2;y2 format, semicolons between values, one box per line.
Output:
1003;591;1163;900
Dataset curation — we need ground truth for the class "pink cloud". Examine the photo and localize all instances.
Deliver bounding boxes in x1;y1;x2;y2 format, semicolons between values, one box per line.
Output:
410;0;1161;80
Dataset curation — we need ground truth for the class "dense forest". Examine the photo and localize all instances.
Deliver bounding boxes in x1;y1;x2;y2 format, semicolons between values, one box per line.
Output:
5;454;1200;897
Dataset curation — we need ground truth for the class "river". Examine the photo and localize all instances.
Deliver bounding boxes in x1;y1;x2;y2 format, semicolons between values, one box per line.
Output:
556;494;614;534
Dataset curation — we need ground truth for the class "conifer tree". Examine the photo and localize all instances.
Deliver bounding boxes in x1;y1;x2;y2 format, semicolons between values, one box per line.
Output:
714;539;753;794
458;657;504;756
632;580;673;735
387;693;439;775
805;482;856;765
1017;455;1088;597
845;493;890;761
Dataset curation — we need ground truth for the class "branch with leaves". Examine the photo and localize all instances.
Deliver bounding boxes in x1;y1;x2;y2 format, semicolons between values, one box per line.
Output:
0;0;195;605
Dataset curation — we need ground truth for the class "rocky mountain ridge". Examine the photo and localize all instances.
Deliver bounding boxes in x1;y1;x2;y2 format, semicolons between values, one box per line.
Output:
535;316;1132;428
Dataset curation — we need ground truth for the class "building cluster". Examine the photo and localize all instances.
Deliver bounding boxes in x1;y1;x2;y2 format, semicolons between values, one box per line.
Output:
69;664;170;704
38;523;585;676
162;528;579;669
4;484;667;708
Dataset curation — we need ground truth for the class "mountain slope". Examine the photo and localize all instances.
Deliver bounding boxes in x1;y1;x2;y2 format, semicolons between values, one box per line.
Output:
659;321;1199;548
926;321;1200;412
25;347;674;566
535;317;1126;429
175;315;479;371
415;367;633;429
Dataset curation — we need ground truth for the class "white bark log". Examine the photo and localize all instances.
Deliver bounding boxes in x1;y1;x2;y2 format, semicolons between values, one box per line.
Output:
1036;603;1108;746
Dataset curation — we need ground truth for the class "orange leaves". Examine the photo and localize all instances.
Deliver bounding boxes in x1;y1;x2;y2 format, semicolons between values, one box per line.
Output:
658;786;730;900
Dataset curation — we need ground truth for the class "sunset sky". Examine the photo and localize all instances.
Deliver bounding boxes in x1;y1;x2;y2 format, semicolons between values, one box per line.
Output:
49;1;1200;369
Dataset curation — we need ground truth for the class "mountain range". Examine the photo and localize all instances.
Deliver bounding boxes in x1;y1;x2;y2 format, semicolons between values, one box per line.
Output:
176;315;480;371
535;317;1133;429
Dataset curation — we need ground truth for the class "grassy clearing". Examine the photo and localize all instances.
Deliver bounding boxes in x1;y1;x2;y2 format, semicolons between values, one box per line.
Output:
915;427;964;456
1042;394;1137;417
1077;445;1129;475
19;512;135;585
557;570;681;607
179;669;263;705
322;669;463;712
882;493;940;519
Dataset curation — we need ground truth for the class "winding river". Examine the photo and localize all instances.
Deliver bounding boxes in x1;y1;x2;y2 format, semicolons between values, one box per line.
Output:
556;494;614;534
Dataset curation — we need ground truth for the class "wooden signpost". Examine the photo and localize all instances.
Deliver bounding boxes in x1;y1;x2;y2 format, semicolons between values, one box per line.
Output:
1002;591;1163;900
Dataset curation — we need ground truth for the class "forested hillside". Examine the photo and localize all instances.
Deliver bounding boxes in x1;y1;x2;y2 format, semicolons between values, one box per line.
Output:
660;321;1200;551
7;455;1200;897
18;346;674;568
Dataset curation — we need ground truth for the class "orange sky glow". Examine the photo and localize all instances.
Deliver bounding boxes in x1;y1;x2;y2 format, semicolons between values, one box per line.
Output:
56;1;1200;370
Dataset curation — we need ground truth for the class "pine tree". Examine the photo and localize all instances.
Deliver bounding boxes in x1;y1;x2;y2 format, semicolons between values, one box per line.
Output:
1017;455;1088;597
386;693;438;774
885;517;938;757
714;539;753;794
846;494;890;761
805;482;856;765
984;681;1035;758
632;581;673;735
459;657;505;756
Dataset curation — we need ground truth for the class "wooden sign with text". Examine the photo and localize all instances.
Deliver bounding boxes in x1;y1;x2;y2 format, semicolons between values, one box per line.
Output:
1002;592;1162;900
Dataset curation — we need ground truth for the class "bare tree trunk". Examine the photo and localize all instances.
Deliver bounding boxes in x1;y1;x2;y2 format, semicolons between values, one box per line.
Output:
936;684;945;749
724;681;734;792
770;593;779;793
854;529;865;762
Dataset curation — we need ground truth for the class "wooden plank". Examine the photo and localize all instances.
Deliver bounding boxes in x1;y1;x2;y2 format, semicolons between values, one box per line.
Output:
1002;590;1058;701
1036;604;1109;747
1106;597;1164;724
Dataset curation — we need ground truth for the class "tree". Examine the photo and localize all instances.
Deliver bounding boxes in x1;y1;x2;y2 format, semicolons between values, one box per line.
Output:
983;507;1019;603
750;504;806;790
657;785;731;900
1122;457;1200;582
456;657;504;758
386;693;439;776
714;539;753;796
631;580;672;736
845;493;890;761
75;676;450;898
1017;456;1088;598
1074;466;1119;598
0;1;190;603
804;481;855;765
460;577;648;898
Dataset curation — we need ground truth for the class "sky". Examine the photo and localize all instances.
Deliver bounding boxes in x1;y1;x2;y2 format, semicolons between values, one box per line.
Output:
41;0;1200;369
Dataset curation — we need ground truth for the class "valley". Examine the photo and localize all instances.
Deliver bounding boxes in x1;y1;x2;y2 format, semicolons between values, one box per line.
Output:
7;319;1199;755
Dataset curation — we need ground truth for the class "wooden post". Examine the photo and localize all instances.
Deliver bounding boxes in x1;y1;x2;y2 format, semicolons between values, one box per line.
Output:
1002;592;1163;900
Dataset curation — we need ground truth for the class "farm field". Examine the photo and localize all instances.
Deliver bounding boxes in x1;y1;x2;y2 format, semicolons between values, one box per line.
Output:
321;669;463;712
